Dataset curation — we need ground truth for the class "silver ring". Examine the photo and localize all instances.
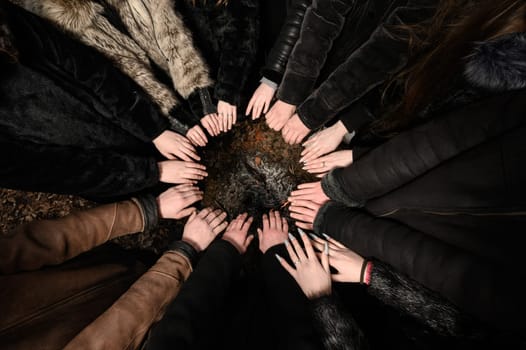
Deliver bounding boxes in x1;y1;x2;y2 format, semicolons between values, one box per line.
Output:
293;260;300;265
322;161;326;167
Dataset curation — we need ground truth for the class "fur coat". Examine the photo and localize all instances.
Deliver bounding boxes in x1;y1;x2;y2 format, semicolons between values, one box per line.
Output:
0;3;166;200
8;0;215;129
176;0;259;107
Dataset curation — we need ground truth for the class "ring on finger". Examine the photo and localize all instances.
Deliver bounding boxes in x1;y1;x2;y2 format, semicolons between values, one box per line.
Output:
322;161;326;167
293;260;300;266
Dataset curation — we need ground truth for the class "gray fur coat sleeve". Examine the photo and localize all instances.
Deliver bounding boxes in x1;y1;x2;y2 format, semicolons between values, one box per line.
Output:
310;295;369;350
368;260;486;339
8;0;212;123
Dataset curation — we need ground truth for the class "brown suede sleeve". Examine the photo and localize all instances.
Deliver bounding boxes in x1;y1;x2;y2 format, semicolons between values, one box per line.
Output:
0;200;144;274
63;251;192;350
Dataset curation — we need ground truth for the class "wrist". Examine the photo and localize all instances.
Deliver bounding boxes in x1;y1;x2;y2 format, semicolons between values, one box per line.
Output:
360;259;373;285
334;121;348;138
181;237;204;253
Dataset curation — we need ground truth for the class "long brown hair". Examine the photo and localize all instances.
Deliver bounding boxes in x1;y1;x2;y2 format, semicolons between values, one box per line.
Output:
377;0;526;132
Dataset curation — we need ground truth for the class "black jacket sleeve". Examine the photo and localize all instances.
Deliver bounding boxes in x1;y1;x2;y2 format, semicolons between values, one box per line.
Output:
309;295;369;350
295;0;438;130
9;5;171;142
262;0;311;85
145;240;241;350
314;204;526;331
212;0;259;106
321;89;526;207
277;0;358;106
0;140;159;200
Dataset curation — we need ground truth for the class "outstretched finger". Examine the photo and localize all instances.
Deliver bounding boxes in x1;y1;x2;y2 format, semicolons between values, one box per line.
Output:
213;220;228;235
262;213;270;231
298;228;315;259
322;233;347;249
288;233;307;261
246;95;255;116
241;216;253;232
275;254;295;277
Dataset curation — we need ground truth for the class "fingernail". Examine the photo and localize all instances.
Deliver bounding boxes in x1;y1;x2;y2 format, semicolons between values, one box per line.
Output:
324;242;329;254
297;228;306;236
284;239;290;247
275;254;282;261
322;233;330;240
309;233;318;240
288;233;296;241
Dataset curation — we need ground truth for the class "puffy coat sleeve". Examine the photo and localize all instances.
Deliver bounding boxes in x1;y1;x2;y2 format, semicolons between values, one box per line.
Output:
261;0;311;85
212;0;259;106
295;0;438;130
277;0;358;106
314;204;526;331
321;89;526;207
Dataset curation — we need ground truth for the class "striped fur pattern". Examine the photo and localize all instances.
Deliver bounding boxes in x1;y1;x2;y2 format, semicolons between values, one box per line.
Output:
8;0;212;115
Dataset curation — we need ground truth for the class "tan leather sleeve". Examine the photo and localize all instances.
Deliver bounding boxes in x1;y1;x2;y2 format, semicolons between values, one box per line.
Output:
0;200;144;274
63;250;192;350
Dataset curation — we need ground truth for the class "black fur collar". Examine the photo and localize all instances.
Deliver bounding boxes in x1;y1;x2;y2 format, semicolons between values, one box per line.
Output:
465;32;526;91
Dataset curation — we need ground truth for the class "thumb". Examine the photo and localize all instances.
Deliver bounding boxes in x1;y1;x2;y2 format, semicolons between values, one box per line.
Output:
178;207;197;219
188;210;198;222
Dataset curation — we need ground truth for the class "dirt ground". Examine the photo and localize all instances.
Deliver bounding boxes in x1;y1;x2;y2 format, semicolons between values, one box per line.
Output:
0;118;315;254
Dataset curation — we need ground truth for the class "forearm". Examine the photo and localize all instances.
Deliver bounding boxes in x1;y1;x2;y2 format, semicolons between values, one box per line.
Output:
214;0;259;105
145;240;241;349
367;259;486;338
0;142;160;200
315;205;526;329
262;0;311;84
277;0;356;105
295;1;438;130
321;89;526;205
0;195;158;274
64;249;193;350
310;295;369;350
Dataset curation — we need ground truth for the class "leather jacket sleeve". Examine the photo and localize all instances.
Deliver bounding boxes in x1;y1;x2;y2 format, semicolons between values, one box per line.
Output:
0;197;155;274
261;0;311;85
321;89;526;207
64;249;193;350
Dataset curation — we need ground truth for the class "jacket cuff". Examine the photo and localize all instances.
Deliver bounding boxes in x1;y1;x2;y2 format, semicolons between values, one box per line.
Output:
132;194;159;232
321;170;365;208
296;95;335;130
187;88;217;122
337;102;376;134
313;200;343;234
260;68;283;86
276;73;316;106
167;240;200;268
168;106;194;132
260;76;278;90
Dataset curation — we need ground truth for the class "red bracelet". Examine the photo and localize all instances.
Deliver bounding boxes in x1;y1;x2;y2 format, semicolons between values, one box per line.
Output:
364;261;373;285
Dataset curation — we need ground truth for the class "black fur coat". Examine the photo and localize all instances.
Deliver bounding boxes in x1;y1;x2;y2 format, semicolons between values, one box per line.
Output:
177;0;259;107
0;3;165;200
